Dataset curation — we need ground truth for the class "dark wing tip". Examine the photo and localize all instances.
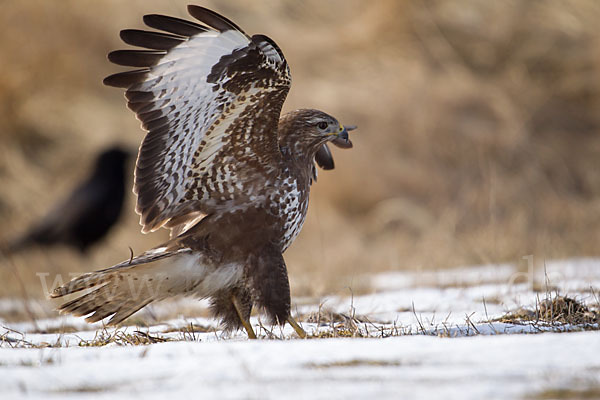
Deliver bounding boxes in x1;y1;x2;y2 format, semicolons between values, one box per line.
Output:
103;69;150;88
108;50;165;67
120;29;185;50
125;90;154;103
315;144;335;170
143;13;210;37
187;5;246;34
251;34;286;65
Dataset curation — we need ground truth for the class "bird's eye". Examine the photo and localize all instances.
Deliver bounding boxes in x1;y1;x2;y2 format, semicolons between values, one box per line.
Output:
317;121;328;130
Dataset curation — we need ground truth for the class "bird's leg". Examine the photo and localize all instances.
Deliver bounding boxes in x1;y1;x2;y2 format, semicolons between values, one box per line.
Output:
231;295;256;339
287;316;307;339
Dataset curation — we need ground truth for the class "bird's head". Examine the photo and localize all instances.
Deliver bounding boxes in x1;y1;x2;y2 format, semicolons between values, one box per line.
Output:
279;109;355;165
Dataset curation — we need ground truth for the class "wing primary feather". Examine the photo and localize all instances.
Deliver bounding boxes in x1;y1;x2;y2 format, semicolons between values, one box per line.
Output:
134;177;160;201
120;29;185;50
103;69;151;88
108;50;166;67
187;5;246;34
135;160;163;179
143;14;211;36
125;90;154;103
127;101;153;114
142;115;170;131
103;6;289;232
142;205;162;231
251;34;286;64
139;124;171;140
136;140;165;161
315;144;335;170
138;108;167;125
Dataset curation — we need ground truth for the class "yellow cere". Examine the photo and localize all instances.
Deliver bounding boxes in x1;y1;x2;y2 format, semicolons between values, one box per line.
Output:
328;125;344;135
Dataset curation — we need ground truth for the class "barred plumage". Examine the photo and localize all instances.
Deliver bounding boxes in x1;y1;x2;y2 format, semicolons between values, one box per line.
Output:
52;5;355;338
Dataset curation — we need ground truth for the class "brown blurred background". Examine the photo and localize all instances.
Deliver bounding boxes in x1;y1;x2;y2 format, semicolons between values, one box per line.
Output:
1;0;600;303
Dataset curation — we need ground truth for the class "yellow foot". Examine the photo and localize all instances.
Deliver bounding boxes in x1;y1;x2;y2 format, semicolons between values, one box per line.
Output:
231;295;256;339
287;316;307;339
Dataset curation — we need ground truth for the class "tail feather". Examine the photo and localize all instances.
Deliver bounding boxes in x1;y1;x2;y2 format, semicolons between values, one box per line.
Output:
51;247;193;325
50;272;113;298
85;302;122;323
53;271;157;325
105;299;153;325
59;287;111;316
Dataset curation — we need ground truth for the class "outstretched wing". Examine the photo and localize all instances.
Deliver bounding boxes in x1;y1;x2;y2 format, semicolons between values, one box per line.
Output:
105;6;291;233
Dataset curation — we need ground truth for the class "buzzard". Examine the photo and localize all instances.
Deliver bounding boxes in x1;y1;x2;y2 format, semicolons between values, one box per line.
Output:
8;147;130;253
51;5;354;339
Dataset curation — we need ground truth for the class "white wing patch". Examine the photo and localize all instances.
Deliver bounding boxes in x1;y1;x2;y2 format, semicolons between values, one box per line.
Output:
106;8;291;234
132;30;250;231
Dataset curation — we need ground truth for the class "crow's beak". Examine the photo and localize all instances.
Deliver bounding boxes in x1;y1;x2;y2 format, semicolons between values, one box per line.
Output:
330;124;355;149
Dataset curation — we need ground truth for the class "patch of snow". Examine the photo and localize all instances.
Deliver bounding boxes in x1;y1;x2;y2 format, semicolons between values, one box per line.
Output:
1;332;599;399
1;259;599;399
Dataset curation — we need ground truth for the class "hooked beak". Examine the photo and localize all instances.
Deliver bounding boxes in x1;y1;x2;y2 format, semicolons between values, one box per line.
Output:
329;124;355;149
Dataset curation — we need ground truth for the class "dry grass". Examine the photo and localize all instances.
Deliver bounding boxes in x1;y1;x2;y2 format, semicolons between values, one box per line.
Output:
0;325;201;349
530;386;600;400
493;294;599;327
78;328;172;347
538;296;599;324
3;289;599;347
305;359;405;368
1;0;600;311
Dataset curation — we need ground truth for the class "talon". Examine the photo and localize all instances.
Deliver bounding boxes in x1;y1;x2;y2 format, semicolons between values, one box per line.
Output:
287;316;307;339
232;295;256;339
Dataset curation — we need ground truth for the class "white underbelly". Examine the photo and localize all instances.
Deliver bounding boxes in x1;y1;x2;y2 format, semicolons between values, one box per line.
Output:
149;253;244;299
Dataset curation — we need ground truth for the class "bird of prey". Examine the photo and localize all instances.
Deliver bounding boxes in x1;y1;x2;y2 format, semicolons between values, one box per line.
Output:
51;5;355;339
7;147;130;253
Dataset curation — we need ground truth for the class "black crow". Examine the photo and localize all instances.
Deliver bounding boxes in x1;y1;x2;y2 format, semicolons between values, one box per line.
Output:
7;146;131;253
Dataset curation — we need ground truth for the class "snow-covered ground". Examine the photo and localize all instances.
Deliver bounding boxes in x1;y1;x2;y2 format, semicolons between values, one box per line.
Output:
1;259;599;399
